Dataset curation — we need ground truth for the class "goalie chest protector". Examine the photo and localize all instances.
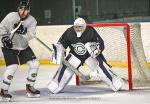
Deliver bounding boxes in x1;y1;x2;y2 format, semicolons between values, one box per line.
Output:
58;26;104;63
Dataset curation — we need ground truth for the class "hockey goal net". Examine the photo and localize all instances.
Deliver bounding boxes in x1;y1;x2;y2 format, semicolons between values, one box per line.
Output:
76;23;150;90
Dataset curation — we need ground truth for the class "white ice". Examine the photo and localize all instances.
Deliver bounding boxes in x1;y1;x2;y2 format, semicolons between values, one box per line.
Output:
0;65;150;104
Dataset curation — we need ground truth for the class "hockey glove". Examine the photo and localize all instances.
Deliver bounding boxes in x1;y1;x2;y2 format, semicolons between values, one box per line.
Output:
85;42;101;58
1;36;13;48
14;23;27;34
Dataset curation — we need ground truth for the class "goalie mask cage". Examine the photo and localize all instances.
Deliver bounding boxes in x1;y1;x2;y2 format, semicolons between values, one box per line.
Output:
76;23;150;91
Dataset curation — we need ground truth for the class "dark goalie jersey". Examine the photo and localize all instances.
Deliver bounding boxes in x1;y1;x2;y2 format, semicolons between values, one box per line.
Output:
58;26;104;63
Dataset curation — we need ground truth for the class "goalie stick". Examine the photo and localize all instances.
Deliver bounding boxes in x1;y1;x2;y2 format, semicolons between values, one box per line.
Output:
35;37;90;80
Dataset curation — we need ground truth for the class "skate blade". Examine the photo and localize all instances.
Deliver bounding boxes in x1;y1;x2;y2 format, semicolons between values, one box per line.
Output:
26;93;40;98
0;96;11;102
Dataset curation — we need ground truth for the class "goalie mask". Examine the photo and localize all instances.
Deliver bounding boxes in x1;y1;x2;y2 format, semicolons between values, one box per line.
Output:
74;18;86;38
17;1;30;20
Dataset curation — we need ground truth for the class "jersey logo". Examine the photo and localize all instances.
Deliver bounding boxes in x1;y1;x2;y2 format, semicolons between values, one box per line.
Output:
71;42;87;55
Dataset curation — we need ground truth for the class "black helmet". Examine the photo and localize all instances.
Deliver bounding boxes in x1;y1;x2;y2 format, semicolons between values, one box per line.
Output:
17;1;30;20
18;1;30;11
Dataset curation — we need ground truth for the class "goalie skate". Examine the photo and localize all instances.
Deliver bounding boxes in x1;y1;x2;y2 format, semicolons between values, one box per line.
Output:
26;84;40;98
0;89;12;102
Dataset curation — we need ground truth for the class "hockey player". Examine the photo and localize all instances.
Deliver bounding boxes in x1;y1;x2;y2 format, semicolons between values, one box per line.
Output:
48;17;124;94
0;1;40;101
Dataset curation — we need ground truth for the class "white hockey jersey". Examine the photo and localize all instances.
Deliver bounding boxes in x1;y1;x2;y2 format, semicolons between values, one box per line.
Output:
0;12;37;50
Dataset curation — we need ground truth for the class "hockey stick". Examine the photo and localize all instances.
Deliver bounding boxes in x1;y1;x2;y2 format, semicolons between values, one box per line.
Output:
0;21;23;38
35;37;90;80
10;21;23;40
35;37;53;52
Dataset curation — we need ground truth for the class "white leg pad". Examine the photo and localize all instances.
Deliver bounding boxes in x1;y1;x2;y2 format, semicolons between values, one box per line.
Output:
85;56;124;91
48;53;81;94
110;76;124;92
47;80;59;94
47;67;73;94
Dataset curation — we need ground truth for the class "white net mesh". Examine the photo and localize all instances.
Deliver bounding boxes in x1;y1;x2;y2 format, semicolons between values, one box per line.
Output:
78;23;150;90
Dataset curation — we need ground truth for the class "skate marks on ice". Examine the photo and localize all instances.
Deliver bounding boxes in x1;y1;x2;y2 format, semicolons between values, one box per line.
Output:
48;85;111;100
1;85;150;104
0;85;120;102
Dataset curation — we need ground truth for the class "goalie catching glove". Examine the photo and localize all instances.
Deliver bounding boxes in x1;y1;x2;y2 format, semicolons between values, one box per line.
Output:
85;42;101;58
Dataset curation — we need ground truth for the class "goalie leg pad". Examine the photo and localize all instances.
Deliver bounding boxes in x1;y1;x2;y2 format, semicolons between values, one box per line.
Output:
2;64;18;90
96;56;113;81
48;53;81;94
85;56;124;91
110;76;124;92
48;67;72;94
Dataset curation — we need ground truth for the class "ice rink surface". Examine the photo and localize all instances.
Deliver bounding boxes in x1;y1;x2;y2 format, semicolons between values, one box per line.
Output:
0;65;150;104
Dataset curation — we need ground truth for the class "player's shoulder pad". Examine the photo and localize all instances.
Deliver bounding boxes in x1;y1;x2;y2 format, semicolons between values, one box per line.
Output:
6;12;17;17
28;15;37;24
28;15;36;21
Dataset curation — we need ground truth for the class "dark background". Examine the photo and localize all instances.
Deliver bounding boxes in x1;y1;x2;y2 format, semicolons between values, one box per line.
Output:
0;0;150;25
